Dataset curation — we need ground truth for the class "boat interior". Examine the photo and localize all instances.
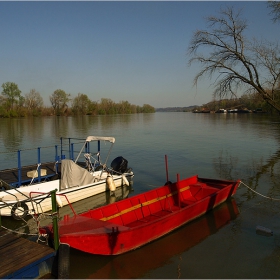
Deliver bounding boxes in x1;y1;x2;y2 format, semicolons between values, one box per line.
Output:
75;176;234;229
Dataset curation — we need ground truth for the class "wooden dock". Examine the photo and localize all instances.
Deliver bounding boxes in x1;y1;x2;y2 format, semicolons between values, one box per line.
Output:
0;162;59;188
0;161;87;188
0;228;56;279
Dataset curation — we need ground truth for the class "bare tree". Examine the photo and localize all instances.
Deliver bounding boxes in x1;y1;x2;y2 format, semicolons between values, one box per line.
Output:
25;89;43;111
187;6;280;113
268;0;280;22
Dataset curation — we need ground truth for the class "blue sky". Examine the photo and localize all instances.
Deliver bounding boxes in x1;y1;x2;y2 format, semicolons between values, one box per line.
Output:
0;1;278;108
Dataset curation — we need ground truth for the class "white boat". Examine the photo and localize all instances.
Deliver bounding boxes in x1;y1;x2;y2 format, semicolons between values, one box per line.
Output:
0;136;134;220
216;109;227;113
227;109;238;113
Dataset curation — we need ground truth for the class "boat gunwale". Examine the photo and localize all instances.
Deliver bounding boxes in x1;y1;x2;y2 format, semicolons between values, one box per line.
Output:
59;176;240;233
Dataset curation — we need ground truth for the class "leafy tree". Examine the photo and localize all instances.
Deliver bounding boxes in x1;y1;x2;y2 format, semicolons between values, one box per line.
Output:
98;98;116;115
141;104;155;113
188;6;280;114
50;89;71;116
71;93;91;115
118;101;132;114
87;100;98;115
136;105;149;113
1;82;22;111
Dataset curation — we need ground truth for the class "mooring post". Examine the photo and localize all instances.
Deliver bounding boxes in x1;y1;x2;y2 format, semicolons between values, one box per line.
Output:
50;189;59;251
38;147;41;182
165;155;169;183
177;173;181;208
17;150;22;187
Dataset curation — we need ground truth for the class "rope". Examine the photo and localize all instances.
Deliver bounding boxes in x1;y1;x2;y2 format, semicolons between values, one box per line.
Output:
240;181;280;201
29;163;41;185
0;225;38;236
0;210;54;239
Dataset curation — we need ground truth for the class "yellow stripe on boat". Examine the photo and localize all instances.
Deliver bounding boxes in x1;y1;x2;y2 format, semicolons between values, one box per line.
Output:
100;185;190;221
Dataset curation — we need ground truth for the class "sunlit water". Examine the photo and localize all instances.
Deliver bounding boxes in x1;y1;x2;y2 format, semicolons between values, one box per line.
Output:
1;112;280;278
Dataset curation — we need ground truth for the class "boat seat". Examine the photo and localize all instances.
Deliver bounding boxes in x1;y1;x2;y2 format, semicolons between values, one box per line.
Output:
181;199;197;205
151;209;172;217
126;215;159;227
59;215;130;235
27;169;47;178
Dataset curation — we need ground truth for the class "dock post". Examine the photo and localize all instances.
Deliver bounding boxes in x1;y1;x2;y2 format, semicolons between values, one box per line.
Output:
60;137;63;159
177;173;181;208
165;155;169;183
17;150;22;186
38;147;41;182
55;145;59;173
71;143;74;160
50;189;60;251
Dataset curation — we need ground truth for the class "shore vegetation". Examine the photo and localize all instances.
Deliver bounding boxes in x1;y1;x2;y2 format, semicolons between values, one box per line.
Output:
0;83;155;118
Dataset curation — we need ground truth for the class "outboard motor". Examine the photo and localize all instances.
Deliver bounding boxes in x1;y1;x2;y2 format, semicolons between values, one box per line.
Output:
111;156;128;174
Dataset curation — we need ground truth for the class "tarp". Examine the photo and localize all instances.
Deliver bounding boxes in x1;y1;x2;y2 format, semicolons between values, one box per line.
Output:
85;136;115;143
60;159;96;190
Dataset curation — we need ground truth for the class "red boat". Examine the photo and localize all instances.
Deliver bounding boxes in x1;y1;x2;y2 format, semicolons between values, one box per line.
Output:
40;174;240;255
71;199;239;279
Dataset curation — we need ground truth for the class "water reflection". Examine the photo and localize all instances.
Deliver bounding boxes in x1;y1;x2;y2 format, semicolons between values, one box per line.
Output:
1;113;280;278
69;199;239;279
71;116;98;135
0;115;156;152
0;184;134;235
213;146;280;202
51;116;71;138
213;150;239;180
0;119;25;151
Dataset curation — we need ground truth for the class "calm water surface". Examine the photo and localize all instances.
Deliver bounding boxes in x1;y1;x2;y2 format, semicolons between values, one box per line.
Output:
1;112;280;278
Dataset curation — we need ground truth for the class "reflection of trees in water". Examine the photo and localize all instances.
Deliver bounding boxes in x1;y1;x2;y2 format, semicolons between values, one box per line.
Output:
213;150;239;181
71;115;154;138
213;149;280;200
24;118;44;143
0;119;24;152
249;149;280;186
98;114;134;130
241;149;280;200
71;116;98;135
51;116;70;138
71;115;141;135
1;118;45;152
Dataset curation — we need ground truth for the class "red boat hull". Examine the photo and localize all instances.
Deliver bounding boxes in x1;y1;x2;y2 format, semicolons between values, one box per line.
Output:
44;175;240;255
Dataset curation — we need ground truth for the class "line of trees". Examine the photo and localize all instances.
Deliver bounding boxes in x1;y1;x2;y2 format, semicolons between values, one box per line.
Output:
193;91;275;113
0;82;155;118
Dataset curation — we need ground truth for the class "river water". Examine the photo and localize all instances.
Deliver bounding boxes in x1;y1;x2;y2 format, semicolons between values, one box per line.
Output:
1;112;280;278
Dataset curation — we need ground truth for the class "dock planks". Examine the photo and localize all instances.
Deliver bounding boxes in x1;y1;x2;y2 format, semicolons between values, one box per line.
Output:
0;228;55;279
0;162;59;187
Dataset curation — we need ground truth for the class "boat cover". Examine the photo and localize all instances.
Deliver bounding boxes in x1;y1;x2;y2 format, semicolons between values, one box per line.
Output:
60;159;95;190
85;136;115;143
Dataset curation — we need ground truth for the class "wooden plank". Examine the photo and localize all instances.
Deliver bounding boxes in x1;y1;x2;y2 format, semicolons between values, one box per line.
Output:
0;228;55;278
0;162;59;186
